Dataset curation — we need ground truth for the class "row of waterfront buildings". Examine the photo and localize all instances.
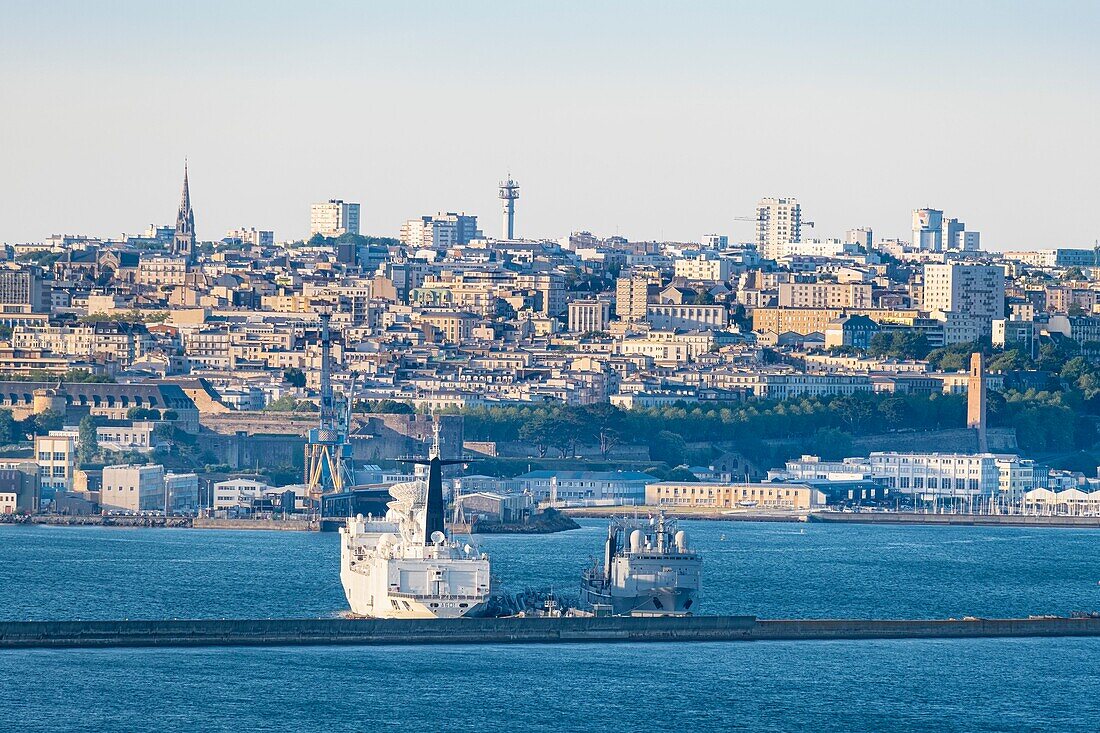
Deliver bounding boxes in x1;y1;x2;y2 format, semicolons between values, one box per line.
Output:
2;173;1099;517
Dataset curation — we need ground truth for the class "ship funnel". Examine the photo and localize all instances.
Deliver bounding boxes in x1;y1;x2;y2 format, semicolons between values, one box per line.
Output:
424;456;445;544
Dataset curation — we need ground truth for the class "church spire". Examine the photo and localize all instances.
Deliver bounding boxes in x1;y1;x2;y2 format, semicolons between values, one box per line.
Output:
180;160;190;210
172;161;196;265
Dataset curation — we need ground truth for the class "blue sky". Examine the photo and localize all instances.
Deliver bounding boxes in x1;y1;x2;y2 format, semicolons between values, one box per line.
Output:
1;1;1097;247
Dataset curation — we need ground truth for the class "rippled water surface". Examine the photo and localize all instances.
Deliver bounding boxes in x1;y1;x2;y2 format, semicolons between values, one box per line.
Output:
3;519;1100;731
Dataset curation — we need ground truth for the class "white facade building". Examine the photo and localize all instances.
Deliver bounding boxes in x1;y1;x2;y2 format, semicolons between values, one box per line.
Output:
225;227;274;247
645;304;728;331
101;464;166;513
756;197;801;260
310;200;361;237
922;263;1006;338
674;254;733;283
35;431;77;494
912;208;944;251
399;213;478;248
213;479;270;510
568;299;611;333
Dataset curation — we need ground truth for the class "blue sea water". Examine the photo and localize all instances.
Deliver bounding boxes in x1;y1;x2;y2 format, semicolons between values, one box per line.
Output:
2;519;1100;732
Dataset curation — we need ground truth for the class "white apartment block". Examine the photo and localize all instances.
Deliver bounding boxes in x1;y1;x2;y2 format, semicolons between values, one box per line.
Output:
225;228;274;247
310;199;360;237
922;263;1005;336
673;254;733;283
136;256;189;286
912;208;944;251
399;213;478;248
100;464;165;513
845;228;873;248
778;282;872;309
35;431;77;493
756;197;801;260
615;275;652;322
568;300;611;333
701;234;729;248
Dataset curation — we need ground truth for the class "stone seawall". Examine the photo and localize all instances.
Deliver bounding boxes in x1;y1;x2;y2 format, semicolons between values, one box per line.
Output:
191;517;319;531
3;616;1099;649
810;512;1100;528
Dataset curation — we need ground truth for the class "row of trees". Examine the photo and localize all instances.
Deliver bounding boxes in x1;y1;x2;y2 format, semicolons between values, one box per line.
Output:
456;391;972;467
457;375;1100;467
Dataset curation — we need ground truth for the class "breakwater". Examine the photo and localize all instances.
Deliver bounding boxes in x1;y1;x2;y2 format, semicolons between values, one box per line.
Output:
3;615;1099;650
809;512;1100;528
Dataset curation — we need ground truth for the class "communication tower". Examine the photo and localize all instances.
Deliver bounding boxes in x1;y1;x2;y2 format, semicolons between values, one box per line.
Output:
499;177;519;239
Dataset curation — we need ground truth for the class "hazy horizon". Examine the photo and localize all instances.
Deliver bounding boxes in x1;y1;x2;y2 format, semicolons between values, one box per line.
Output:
2;1;1098;249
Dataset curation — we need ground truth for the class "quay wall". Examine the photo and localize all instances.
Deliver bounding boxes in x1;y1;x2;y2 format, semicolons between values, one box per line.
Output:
809;512;1100;529
191;517;318;531
3;616;1099;650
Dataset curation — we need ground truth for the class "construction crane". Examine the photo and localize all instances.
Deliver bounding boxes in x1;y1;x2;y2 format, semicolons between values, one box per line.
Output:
731;215;815;228
304;312;354;509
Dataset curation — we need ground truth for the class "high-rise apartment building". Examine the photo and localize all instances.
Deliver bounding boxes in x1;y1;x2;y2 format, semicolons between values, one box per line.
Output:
399;212;479;248
845;228;873;248
0;265;46;312
310;200;361;238
756;197;801;260
615;274;654;322
957;231;982;251
922;263;1005;336
912;208;944;251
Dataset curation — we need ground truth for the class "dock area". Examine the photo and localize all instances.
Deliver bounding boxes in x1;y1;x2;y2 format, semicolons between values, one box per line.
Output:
807;512;1100;528
3;615;1100;650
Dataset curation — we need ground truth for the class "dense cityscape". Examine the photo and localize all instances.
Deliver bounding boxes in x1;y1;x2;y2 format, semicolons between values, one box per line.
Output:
1;168;1099;524
4;4;1100;732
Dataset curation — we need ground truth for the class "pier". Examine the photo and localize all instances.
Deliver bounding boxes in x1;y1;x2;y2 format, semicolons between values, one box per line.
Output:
3;615;1100;650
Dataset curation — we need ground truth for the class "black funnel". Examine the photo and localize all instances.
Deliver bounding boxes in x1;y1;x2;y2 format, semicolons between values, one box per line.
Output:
403;456;467;546
424;456;445;544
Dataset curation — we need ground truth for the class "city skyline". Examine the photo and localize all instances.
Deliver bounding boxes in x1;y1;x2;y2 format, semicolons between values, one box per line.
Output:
2;1;1099;247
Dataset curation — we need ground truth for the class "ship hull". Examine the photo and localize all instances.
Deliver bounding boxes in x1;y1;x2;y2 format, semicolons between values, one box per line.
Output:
340;536;490;619
581;582;698;617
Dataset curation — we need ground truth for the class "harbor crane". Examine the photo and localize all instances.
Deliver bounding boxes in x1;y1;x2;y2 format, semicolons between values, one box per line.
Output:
304;311;354;507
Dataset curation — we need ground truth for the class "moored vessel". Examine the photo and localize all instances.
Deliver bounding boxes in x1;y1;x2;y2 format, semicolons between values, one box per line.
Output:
339;454;490;619
581;513;701;616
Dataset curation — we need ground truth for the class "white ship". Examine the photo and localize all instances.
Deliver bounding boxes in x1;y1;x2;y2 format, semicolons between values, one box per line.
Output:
580;513;701;616
339;455;491;619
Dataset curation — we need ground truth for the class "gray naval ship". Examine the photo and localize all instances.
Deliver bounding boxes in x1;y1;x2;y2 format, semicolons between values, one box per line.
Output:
580;512;702;616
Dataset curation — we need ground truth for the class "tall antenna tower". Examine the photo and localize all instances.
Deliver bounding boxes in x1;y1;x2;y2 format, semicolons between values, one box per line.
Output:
499;176;519;239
